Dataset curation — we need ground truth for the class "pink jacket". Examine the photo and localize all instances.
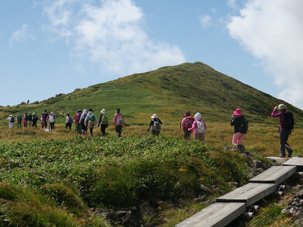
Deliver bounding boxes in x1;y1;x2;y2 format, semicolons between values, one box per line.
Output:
113;113;125;126
188;119;207;135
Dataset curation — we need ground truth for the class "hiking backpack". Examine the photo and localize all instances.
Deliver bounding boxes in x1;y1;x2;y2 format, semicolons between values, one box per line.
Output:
49;115;55;123
283;112;294;131
239;118;248;134
117;114;123;125
102;114;109;124
153;119;161;131
90;113;96;122
182;117;193;130
196;121;205;134
68;116;73;124
10;117;14;123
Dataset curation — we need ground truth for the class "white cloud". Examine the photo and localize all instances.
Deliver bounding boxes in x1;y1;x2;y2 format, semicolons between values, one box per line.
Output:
227;0;238;9
227;0;303;108
42;0;185;76
199;15;212;29
10;24;35;45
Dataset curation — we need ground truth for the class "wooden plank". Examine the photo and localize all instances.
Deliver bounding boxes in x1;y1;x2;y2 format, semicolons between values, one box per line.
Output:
283;157;303;171
216;183;276;206
175;202;246;227
249;166;297;184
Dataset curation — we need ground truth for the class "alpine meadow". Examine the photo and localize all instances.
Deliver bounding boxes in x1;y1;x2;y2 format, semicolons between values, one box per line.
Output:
1;62;303;226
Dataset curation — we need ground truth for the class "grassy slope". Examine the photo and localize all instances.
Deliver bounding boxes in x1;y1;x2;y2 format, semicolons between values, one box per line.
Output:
1;62;302;126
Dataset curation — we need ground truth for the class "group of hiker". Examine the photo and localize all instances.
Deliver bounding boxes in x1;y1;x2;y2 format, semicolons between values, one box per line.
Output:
72;108;126;137
6;104;295;157
7;110;56;130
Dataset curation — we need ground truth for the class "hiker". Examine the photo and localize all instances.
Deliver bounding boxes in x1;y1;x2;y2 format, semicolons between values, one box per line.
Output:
74;109;82;134
85;109;96;136
271;104;294;158
231;108;248;147
147;114;162;135
28;113;32;127
23;112;28;127
79;109;88;135
32;112;38;127
42;109;48;129
113;108;125;137
40;114;44;128
47;112;55;130
7;115;14;128
65;113;73;130
188;112;207;142
180;111;195;139
98;109;109;136
16;114;22;129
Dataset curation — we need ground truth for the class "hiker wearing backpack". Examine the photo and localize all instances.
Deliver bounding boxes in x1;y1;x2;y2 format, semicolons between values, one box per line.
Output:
32;112;38;127
7;115;14;128
180;111;195;139
148;114;162;135
74;109;82;134
65;113;73;130
231;108;248;147
188;112;207;142
98;109;109;136
16;114;22;129
114;108;125;137
79;109;88;135
271;104;294;158
47;112;55;130
28;113;33;127
85;109;96;136
23;112;28;127
42;109;48;129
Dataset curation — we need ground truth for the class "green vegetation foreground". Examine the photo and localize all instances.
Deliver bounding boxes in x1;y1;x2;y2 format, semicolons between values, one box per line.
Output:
1;122;303;226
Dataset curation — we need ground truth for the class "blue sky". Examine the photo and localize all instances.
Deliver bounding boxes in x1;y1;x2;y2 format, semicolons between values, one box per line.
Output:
1;0;302;108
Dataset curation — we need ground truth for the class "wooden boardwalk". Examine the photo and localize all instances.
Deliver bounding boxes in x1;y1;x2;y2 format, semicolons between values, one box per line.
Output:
176;157;303;227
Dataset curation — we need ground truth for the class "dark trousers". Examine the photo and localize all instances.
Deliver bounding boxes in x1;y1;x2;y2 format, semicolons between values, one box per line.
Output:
33;120;37;127
101;124;108;136
115;125;122;137
280;129;292;156
183;129;191;139
66;123;72;130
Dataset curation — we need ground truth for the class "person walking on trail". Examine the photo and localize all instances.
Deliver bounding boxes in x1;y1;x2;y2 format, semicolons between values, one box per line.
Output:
114;108;125;137
28;113;33;127
231;108;248;148
181;111;195;139
147;114;162;135
271;104;294;158
7;115;14;128
74;109;82;134
98;109;109;136
79;109;88;135
32;112;38;127
65;113;73;130
85;109;96;136
23;112;28;127
47;112;55;130
188;112;207;142
42;109;48;129
16;113;22;129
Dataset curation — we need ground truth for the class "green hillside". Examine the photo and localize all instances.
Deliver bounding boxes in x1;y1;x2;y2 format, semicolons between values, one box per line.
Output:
1;62;302;126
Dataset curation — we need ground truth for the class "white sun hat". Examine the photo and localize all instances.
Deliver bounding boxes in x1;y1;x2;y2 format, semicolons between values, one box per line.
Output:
151;114;157;119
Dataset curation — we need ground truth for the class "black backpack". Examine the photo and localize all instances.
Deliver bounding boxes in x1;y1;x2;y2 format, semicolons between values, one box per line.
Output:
239;118;248;134
283;112;294;130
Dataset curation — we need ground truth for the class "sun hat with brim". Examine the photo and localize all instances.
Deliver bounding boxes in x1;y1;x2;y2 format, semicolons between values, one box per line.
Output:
278;104;287;110
101;109;106;114
233;108;242;116
151;114;157;119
